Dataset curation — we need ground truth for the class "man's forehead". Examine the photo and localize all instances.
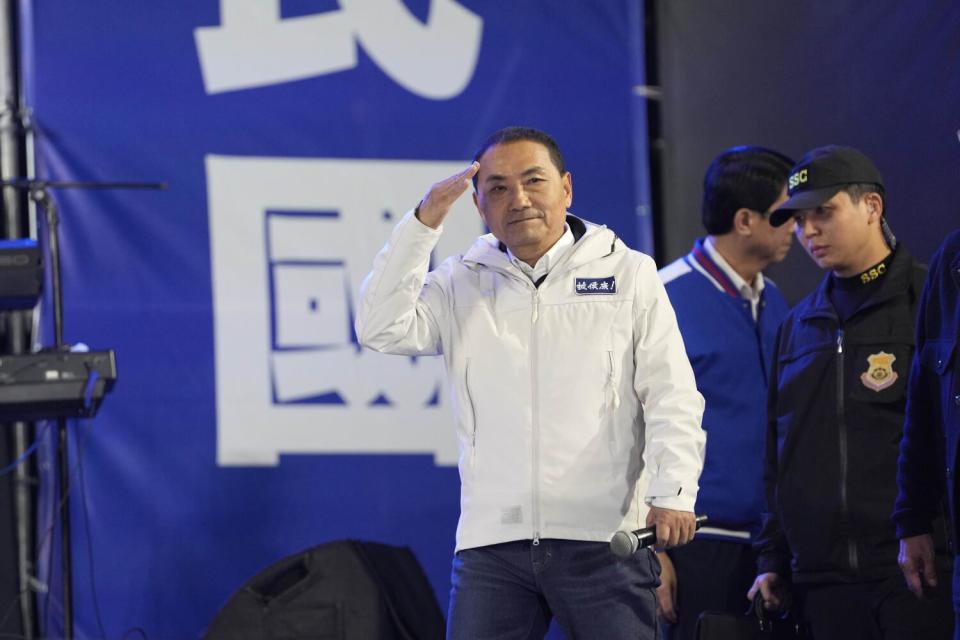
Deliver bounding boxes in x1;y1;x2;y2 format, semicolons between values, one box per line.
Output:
480;142;558;178
482;165;551;182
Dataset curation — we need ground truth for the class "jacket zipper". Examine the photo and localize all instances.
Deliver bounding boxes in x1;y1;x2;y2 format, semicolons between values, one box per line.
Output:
531;290;541;545
836;329;859;571
478;263;545;544
465;359;478;468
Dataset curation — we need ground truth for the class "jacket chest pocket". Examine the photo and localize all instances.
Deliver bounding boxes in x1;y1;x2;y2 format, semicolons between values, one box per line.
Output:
847;340;912;404
920;337;958;418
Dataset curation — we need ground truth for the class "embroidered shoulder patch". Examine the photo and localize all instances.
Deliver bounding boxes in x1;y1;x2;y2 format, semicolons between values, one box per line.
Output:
575;276;616;294
860;351;898;391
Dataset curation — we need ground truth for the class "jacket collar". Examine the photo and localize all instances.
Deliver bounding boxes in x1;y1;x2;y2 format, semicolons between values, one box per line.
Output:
462;214;619;273
799;245;917;322
685;237;742;299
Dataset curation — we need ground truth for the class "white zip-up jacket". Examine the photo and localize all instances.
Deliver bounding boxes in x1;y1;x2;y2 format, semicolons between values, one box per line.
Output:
356;211;705;552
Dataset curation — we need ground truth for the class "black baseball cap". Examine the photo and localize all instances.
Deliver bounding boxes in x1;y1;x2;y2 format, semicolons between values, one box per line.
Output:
769;145;884;227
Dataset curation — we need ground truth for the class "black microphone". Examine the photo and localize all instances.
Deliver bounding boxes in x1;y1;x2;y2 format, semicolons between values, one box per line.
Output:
609;514;708;558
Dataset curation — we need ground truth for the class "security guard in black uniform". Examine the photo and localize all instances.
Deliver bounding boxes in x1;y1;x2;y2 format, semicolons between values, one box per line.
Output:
749;146;953;639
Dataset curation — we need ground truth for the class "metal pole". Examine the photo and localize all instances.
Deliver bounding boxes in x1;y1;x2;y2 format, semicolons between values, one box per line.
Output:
0;0;35;637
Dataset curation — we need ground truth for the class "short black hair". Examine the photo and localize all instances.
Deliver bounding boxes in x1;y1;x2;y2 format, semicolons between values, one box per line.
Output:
472;127;566;187
841;182;886;212
701;146;795;235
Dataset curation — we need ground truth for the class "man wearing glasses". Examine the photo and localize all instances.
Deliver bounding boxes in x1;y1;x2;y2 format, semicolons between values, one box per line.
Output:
658;146;795;638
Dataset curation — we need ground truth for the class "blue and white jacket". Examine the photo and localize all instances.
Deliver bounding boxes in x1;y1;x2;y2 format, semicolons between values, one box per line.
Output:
659;238;789;541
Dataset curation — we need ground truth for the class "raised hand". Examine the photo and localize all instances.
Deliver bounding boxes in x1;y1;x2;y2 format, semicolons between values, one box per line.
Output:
415;162;480;229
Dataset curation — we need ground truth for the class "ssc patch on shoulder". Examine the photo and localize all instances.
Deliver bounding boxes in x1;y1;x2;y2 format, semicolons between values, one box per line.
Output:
575;276;616;294
860;351;898;391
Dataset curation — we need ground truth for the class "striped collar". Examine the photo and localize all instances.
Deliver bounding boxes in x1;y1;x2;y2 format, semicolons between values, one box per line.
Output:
686;237;742;298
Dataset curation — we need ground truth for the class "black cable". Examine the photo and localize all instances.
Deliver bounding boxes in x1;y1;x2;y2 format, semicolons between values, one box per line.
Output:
27;363;107;634
0;423;50;477
39;462;59;637
28;419;81;636
0;421;140;638
75;418;107;639
4;412;130;638
120;627;149;639
34;421;59;635
35;418;107;639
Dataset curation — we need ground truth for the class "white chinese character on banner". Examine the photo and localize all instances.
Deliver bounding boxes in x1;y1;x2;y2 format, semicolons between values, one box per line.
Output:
194;0;483;98
206;155;482;467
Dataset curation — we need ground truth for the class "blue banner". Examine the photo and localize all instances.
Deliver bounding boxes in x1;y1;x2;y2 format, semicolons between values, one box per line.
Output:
22;1;650;636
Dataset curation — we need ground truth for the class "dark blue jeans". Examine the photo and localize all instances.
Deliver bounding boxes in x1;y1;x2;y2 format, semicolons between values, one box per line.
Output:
447;539;660;639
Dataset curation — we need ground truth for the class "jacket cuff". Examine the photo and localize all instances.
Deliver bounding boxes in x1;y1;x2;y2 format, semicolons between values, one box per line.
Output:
894;516;933;540
755;551;790;576
406;208;444;235
645;479;697;512
646;478;682;499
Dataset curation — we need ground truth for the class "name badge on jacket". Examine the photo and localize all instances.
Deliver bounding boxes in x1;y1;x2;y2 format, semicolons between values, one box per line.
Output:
575;276;616;294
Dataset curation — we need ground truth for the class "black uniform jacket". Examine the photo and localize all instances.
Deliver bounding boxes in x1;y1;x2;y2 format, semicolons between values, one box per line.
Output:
755;247;946;583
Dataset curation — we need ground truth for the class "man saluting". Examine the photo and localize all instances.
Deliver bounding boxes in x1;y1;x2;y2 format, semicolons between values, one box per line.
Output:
356;127;706;639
